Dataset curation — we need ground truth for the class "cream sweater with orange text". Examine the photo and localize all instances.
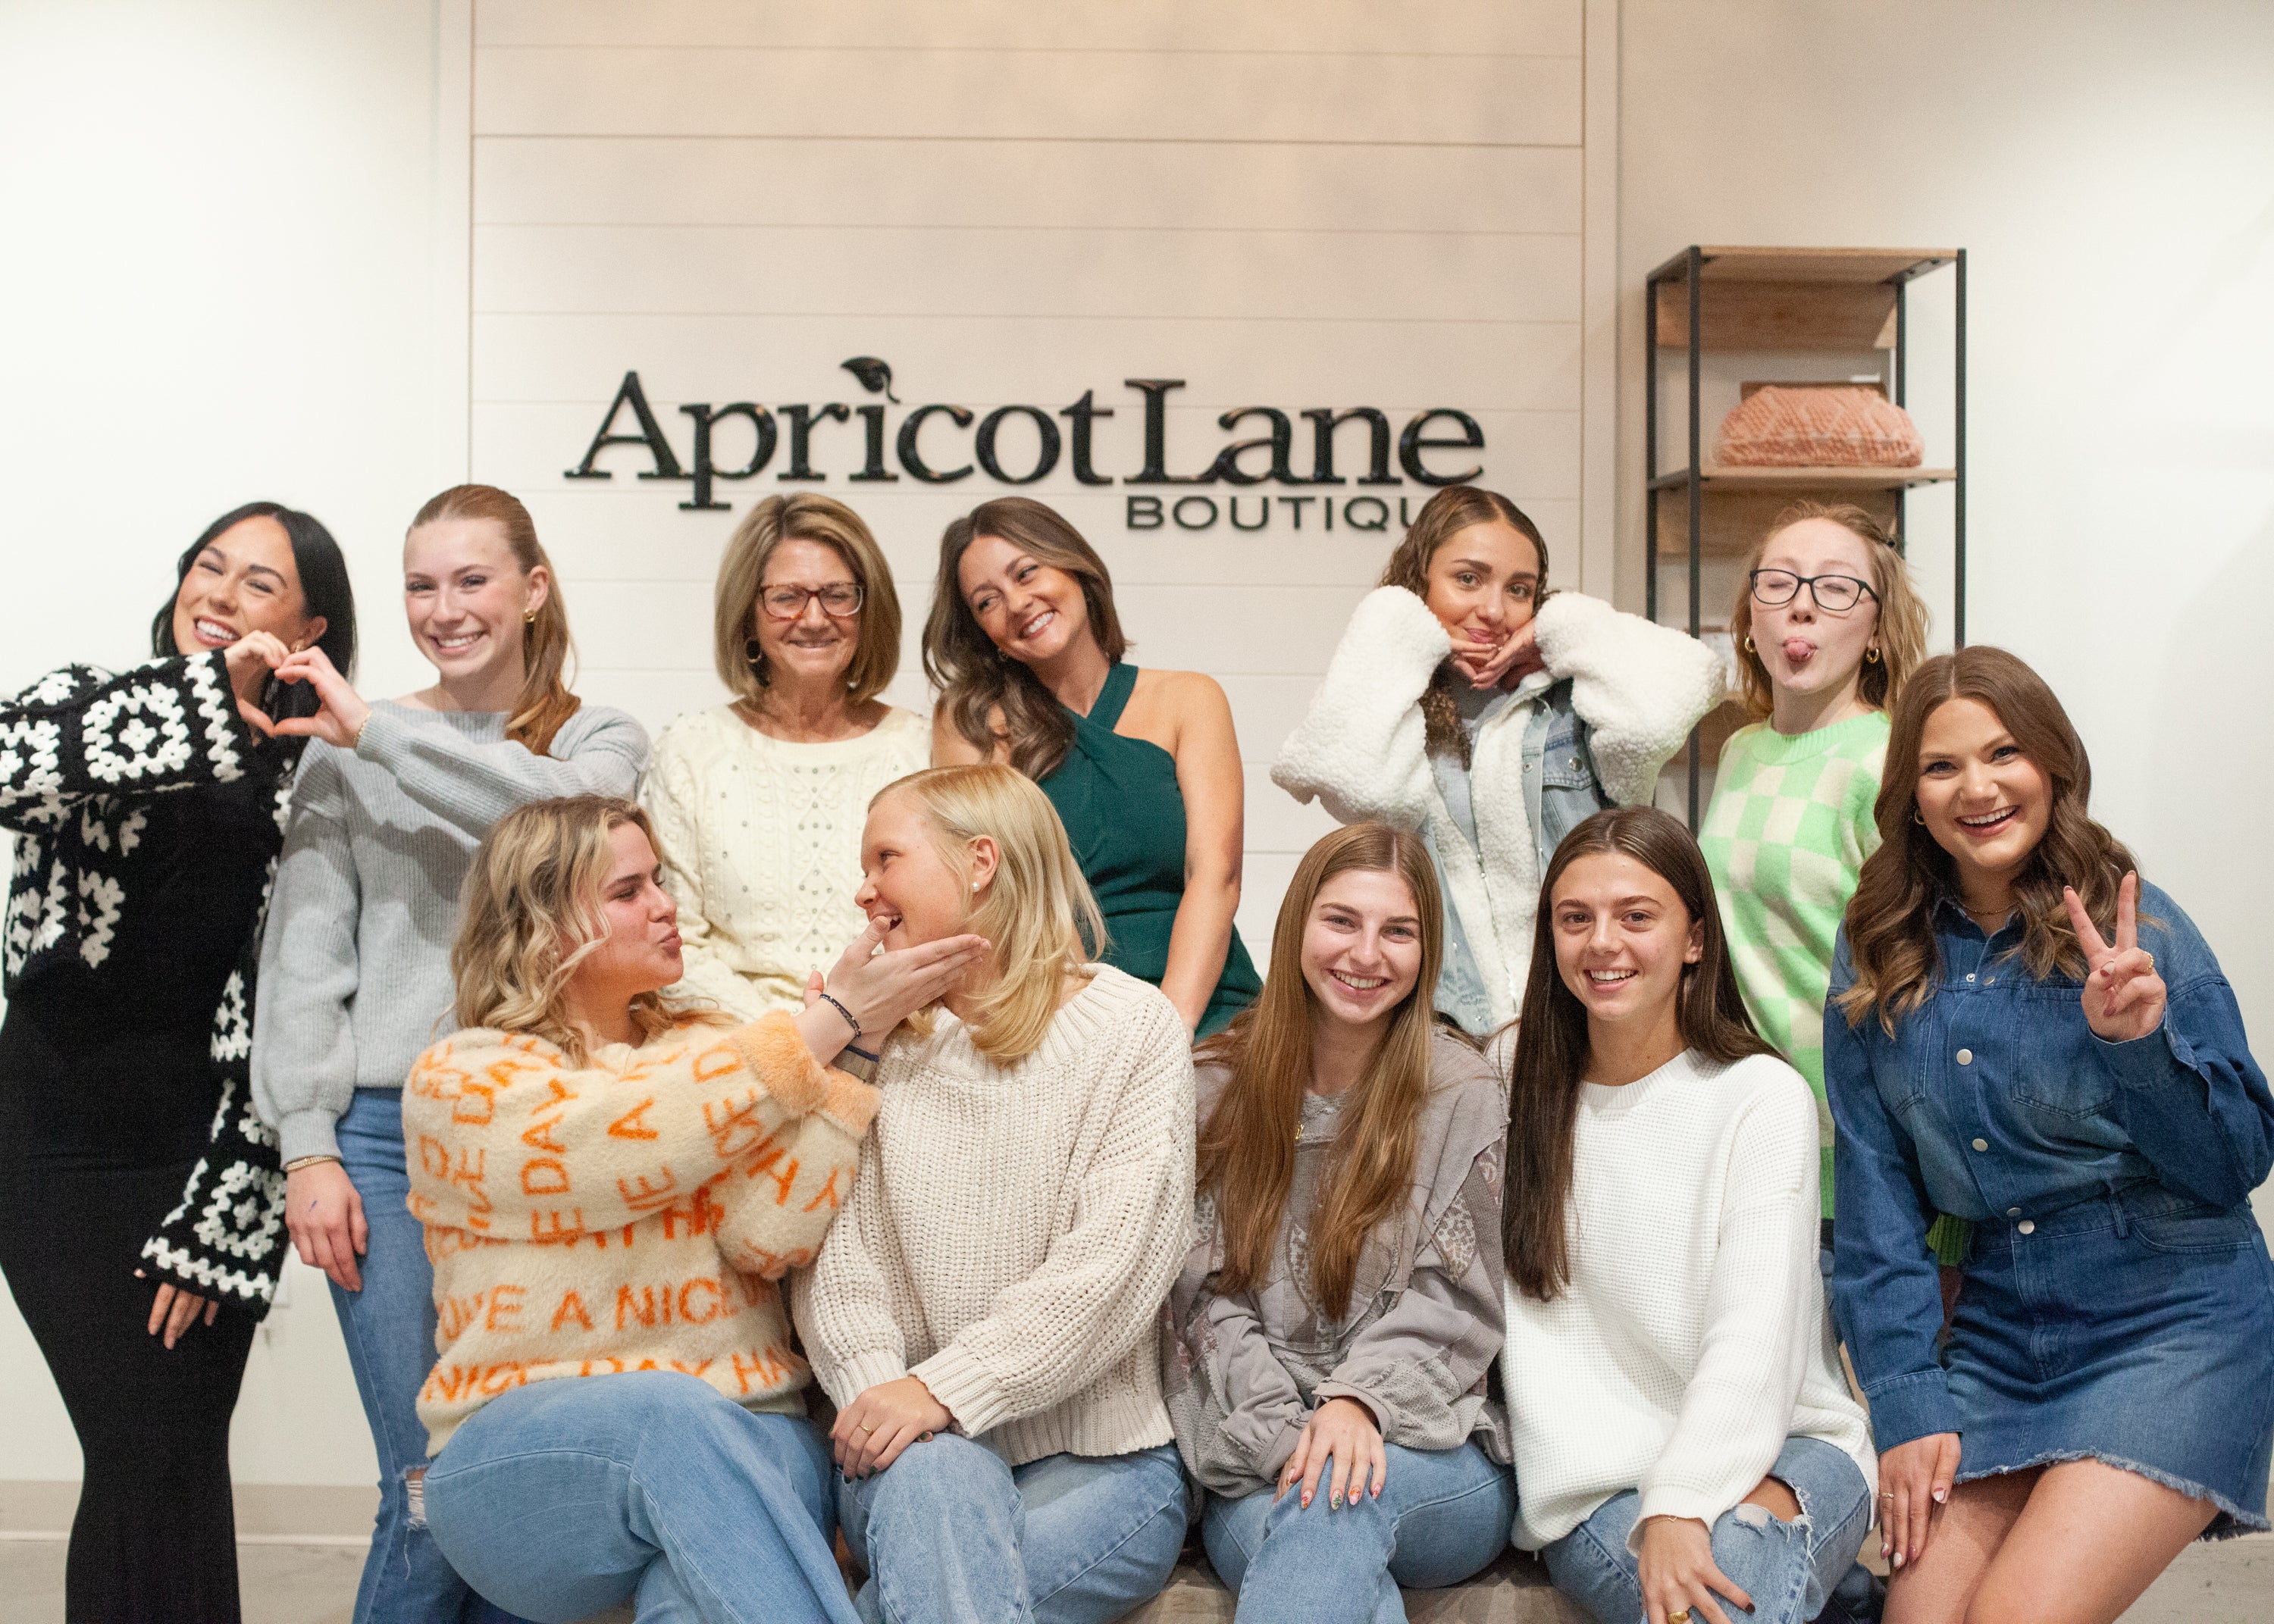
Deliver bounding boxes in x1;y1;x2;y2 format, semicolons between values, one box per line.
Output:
402;1012;877;1452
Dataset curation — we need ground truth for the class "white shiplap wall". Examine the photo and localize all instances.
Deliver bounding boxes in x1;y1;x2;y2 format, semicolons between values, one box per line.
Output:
471;0;1615;962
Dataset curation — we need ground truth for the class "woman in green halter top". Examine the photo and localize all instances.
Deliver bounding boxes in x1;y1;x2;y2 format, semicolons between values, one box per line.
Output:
924;498;1261;1037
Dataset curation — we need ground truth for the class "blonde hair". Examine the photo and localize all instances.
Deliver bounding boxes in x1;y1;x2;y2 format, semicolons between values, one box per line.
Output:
1729;500;1928;724
452;796;713;1065
713;493;903;706
879;764;1107;1065
409;485;582;755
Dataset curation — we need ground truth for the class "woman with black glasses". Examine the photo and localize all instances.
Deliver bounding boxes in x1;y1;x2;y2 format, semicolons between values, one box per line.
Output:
1698;502;1944;1281
641;494;929;1020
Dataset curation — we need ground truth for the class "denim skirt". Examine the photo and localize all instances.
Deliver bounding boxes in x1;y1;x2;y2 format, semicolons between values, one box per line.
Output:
1947;1183;2274;1535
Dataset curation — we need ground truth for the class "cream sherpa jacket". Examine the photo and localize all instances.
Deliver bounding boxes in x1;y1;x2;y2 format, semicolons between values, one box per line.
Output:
1273;587;1723;1028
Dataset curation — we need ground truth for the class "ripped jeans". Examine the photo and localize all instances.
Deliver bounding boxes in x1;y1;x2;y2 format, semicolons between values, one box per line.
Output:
331;1088;527;1624
1541;1436;1875;1624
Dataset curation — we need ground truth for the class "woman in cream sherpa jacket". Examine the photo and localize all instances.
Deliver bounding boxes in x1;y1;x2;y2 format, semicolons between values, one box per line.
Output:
793;764;1197;1624
402;794;984;1624
1273;487;1723;1035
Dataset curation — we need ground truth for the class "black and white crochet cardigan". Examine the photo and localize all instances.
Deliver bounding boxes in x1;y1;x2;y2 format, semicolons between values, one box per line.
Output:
0;651;296;1318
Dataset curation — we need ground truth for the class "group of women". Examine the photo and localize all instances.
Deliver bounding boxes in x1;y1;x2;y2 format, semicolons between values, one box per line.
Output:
1;477;2267;1624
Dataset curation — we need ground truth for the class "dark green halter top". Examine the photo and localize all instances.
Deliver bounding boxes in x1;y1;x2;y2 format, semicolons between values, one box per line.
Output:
1038;663;1261;1037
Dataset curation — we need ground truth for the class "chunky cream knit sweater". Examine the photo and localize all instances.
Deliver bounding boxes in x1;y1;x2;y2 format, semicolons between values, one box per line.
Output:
1500;1050;1875;1549
641;704;929;1019
793;965;1195;1466
403;1013;877;1452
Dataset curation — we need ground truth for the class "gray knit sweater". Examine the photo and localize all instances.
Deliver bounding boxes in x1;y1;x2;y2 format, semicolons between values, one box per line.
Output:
251;700;648;1164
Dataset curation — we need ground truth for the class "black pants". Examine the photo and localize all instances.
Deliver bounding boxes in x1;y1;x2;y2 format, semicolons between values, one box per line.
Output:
0;1009;257;1624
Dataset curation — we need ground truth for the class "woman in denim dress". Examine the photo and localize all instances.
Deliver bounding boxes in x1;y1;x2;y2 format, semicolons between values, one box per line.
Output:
1828;646;2274;1624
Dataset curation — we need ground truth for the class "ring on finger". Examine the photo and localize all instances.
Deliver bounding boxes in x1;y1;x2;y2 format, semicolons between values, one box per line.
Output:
1668;1610;1692;1624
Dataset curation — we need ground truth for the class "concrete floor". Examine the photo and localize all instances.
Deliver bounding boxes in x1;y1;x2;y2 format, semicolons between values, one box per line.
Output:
1;1535;2270;1623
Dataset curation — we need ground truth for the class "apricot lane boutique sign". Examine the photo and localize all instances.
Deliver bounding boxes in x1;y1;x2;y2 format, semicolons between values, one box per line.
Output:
565;363;1487;534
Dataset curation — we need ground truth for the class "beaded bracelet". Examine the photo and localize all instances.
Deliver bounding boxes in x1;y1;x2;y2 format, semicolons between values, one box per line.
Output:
815;992;862;1041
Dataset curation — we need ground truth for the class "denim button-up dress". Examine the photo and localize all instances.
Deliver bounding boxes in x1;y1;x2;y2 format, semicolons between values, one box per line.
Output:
1826;884;2274;1531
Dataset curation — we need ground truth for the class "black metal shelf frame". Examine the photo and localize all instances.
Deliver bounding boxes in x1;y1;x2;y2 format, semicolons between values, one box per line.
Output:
1643;245;1969;828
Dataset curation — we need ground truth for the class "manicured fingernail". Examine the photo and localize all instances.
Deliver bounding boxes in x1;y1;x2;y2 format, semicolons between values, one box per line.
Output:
1330;1490;1342;1510
1893;1550;1904;1568
1933;1488;1947;1503
1301;1492;1311;1507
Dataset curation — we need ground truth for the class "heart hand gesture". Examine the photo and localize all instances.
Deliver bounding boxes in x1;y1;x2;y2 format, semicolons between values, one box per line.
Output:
2063;871;2164;1044
263;648;374;750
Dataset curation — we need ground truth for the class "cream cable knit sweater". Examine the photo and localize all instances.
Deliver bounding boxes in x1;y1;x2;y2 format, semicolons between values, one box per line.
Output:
641;704;929;1020
793;965;1196;1466
1500;1050;1875;1550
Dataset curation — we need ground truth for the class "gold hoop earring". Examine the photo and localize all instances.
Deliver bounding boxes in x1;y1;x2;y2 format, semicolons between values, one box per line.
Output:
1865;646;1882;664
524;608;537;624
1913;808;1927;825
1742;636;1756;654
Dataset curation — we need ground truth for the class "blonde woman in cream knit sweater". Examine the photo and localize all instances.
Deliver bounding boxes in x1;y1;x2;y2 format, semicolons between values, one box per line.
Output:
793;764;1197;1624
402;795;985;1624
1500;808;1875;1624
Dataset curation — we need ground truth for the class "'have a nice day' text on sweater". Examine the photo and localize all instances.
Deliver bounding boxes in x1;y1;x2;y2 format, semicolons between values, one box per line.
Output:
401;1012;877;1451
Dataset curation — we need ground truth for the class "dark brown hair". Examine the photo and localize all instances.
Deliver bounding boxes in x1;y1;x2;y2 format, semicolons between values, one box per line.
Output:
1838;646;2140;1031
1197;824;1449;1320
1502;806;1771;1301
410;484;581;755
923;497;1129;781
1728;500;1929;723
1377;486;1550;769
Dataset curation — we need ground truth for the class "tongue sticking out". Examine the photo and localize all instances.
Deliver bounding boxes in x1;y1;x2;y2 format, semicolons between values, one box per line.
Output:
1782;638;1816;666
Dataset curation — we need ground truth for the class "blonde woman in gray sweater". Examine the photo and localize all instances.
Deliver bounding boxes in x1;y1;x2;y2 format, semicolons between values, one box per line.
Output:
249;485;646;1624
793;764;1196;1624
1163;824;1513;1623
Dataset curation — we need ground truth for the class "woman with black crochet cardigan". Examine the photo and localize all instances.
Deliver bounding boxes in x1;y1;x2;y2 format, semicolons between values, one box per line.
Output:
0;500;356;1624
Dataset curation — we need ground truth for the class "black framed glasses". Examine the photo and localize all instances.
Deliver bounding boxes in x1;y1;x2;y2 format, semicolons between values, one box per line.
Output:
759;582;863;619
1749;569;1877;613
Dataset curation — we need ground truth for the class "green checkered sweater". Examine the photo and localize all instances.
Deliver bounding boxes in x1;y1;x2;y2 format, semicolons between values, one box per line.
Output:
1701;712;1965;1262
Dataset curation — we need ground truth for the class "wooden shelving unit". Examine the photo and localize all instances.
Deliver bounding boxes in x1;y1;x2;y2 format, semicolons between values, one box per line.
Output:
1646;244;1967;826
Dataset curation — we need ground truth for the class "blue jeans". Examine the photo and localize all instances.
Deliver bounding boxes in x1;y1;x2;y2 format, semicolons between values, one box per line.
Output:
838;1433;1186;1624
1202;1439;1515;1624
333;1088;527;1624
423;1372;858;1624
1542;1436;1875;1624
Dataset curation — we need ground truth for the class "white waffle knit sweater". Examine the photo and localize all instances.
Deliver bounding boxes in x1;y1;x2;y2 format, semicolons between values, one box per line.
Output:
1501;1050;1875;1549
792;965;1195;1466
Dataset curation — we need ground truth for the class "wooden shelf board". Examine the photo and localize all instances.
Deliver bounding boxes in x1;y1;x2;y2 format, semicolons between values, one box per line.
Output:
1652;485;1903;559
1663;247;1959;285
1651;465;1956;492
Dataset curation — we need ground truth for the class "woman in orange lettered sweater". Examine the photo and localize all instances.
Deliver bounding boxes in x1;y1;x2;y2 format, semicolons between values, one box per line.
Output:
400;794;985;1624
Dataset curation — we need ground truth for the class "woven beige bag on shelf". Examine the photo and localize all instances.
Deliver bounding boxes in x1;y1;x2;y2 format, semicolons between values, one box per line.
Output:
1715;385;1922;467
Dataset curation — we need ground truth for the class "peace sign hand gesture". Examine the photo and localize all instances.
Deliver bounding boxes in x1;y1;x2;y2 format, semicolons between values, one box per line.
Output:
2063;871;2165;1044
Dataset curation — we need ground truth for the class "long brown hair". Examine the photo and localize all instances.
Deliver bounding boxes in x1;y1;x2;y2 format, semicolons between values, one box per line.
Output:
1837;646;2140;1031
1503;806;1771;1301
452;796;716;1065
1729;500;1929;723
410;484;581;754
1195;824;1449;1320
922;497;1129;781
1377;485;1550;769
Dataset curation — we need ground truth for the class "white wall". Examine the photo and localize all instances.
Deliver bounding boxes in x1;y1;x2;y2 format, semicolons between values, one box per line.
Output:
1616;2;2274;1225
0;0;471;1491
468;0;1617;968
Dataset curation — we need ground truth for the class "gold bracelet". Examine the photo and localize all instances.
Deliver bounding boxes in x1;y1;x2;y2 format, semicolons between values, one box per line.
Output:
283;1153;342;1174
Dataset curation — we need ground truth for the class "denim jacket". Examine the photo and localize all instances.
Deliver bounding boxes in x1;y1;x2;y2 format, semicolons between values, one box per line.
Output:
1430;677;1613;1029
1825;884;2274;1448
1273;587;1724;1034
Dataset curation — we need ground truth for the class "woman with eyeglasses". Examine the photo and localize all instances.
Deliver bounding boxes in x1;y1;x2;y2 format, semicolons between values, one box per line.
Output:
1274;485;1723;1037
1698;502;1949;1282
641;496;930;1021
